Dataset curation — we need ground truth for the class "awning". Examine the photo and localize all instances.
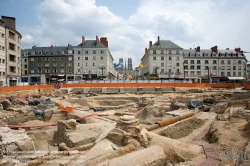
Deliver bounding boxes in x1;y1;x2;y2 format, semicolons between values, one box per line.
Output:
58;79;65;82
58;75;64;76
228;77;244;80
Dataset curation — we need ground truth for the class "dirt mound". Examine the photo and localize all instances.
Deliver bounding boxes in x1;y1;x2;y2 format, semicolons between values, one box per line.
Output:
68;98;91;107
137;106;165;121
163;118;205;139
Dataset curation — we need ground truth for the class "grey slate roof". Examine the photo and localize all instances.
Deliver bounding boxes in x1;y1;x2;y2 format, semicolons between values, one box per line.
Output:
74;40;107;48
22;46;71;52
151;40;182;49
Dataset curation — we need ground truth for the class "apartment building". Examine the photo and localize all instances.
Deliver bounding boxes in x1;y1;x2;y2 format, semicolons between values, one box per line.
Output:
141;36;184;80
0;16;22;86
0;20;5;86
183;46;247;83
73;36;115;80
117;58;134;79
21;44;74;84
141;36;247;82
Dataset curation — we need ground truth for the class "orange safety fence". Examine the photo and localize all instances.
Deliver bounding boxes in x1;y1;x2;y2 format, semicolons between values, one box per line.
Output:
59;101;74;113
0;83;249;92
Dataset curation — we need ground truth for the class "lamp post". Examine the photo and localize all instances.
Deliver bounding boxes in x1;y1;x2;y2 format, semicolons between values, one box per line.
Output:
99;66;105;80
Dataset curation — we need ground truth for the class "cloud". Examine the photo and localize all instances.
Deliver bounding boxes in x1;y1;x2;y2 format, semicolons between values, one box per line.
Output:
20;0;250;66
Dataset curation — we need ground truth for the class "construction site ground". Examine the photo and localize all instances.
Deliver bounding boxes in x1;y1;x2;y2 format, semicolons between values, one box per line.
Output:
1;87;250;166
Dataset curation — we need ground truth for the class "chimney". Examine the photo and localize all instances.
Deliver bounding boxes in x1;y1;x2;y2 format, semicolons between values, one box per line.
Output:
197;46;200;52
96;35;99;46
100;37;108;47
149;41;152;48
68;43;71;50
32;46;36;50
145;48;147;54
235;48;241;53
158;36;160;45
211;45;218;53
82;36;85;46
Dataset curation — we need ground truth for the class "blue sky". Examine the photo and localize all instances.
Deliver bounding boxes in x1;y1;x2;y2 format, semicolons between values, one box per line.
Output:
1;0;250;67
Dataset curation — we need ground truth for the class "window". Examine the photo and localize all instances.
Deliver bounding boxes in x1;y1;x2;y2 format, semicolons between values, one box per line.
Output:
183;53;188;57
45;69;49;73
168;62;172;66
205;60;209;64
227;60;231;64
30;70;34;74
37;57;42;61
153;50;156;54
233;66;236;70
184;60;188;64
153;57;156;60
169;56;172;60
78;69;81;72
60;63;64;67
213;66;217;70
85;57;88;60
30;63;34;67
45;51;50;54
78;51;81;54
53;57;57;61
78;57;80;60
212;52;217;56
238;60;241;64
176;63;179;66
30;58;34;61
205;66;209;70
161;69;164;73
196;53;200;57
238;72;241;76
24;65;27;68
45;63;49;67
161;56;164;60
233;60;236;64
190;66;195;69
190;60;194;64
197;71;201;76
77;63;80;66
221;72;225;76
37;63;42;67
238;66;241;70
221;60;224;64
197;60;201;64
93;50;96;54
93;56;96;60
190;71;195;75
53;63;57;67
168;50;172;54
9;43;15;51
60;57;64;61
227;72;231;76
38;51;42;55
184;66;188;70
197;66;201;70
176;56;179;61
153;62;156;67
161;50;164;54
85;62;88;66
93;62;95;66
176;50;179;54
161;63;164;67
190;53;194;57
101;50;104;54
233;72;236;76
213;60;217;64
227;53;231;57
85;50;88;54
204;53;208;56
68;68;72;73
100;56;104;60
52;51;57;54
220;53;225;57
52;69;57;73
227;66;231;70
68;63;72;67
176;69;180;73
68;57;72;61
60;69;64;73
45;58;49;61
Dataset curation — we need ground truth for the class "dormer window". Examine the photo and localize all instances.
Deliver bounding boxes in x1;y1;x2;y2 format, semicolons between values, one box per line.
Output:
212;52;217;56
196;53;200;57
204;53;208;56
45;51;50;54
52;51;57;54
31;51;35;55
232;53;236;57
183;53;188;57
190;53;194;57
220;53;225;57
39;51;42;55
226;53;231;57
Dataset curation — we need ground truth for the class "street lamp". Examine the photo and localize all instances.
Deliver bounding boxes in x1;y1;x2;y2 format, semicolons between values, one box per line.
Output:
99;66;105;80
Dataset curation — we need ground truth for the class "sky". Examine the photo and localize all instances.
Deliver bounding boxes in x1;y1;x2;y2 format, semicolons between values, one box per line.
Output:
1;0;250;68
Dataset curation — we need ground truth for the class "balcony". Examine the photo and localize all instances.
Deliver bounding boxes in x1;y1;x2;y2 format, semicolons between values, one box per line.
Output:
175;72;181;75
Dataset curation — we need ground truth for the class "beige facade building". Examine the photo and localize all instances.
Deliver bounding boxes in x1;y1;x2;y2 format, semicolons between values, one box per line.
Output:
141;36;247;82
73;36;116;80
141;36;184;80
0;20;5;86
0;16;22;86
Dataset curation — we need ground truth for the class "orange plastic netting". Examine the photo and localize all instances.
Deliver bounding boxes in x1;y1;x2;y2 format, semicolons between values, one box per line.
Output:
59;101;74;113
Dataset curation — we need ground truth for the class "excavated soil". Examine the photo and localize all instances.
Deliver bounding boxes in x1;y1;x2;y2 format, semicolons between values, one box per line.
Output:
163;118;205;139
